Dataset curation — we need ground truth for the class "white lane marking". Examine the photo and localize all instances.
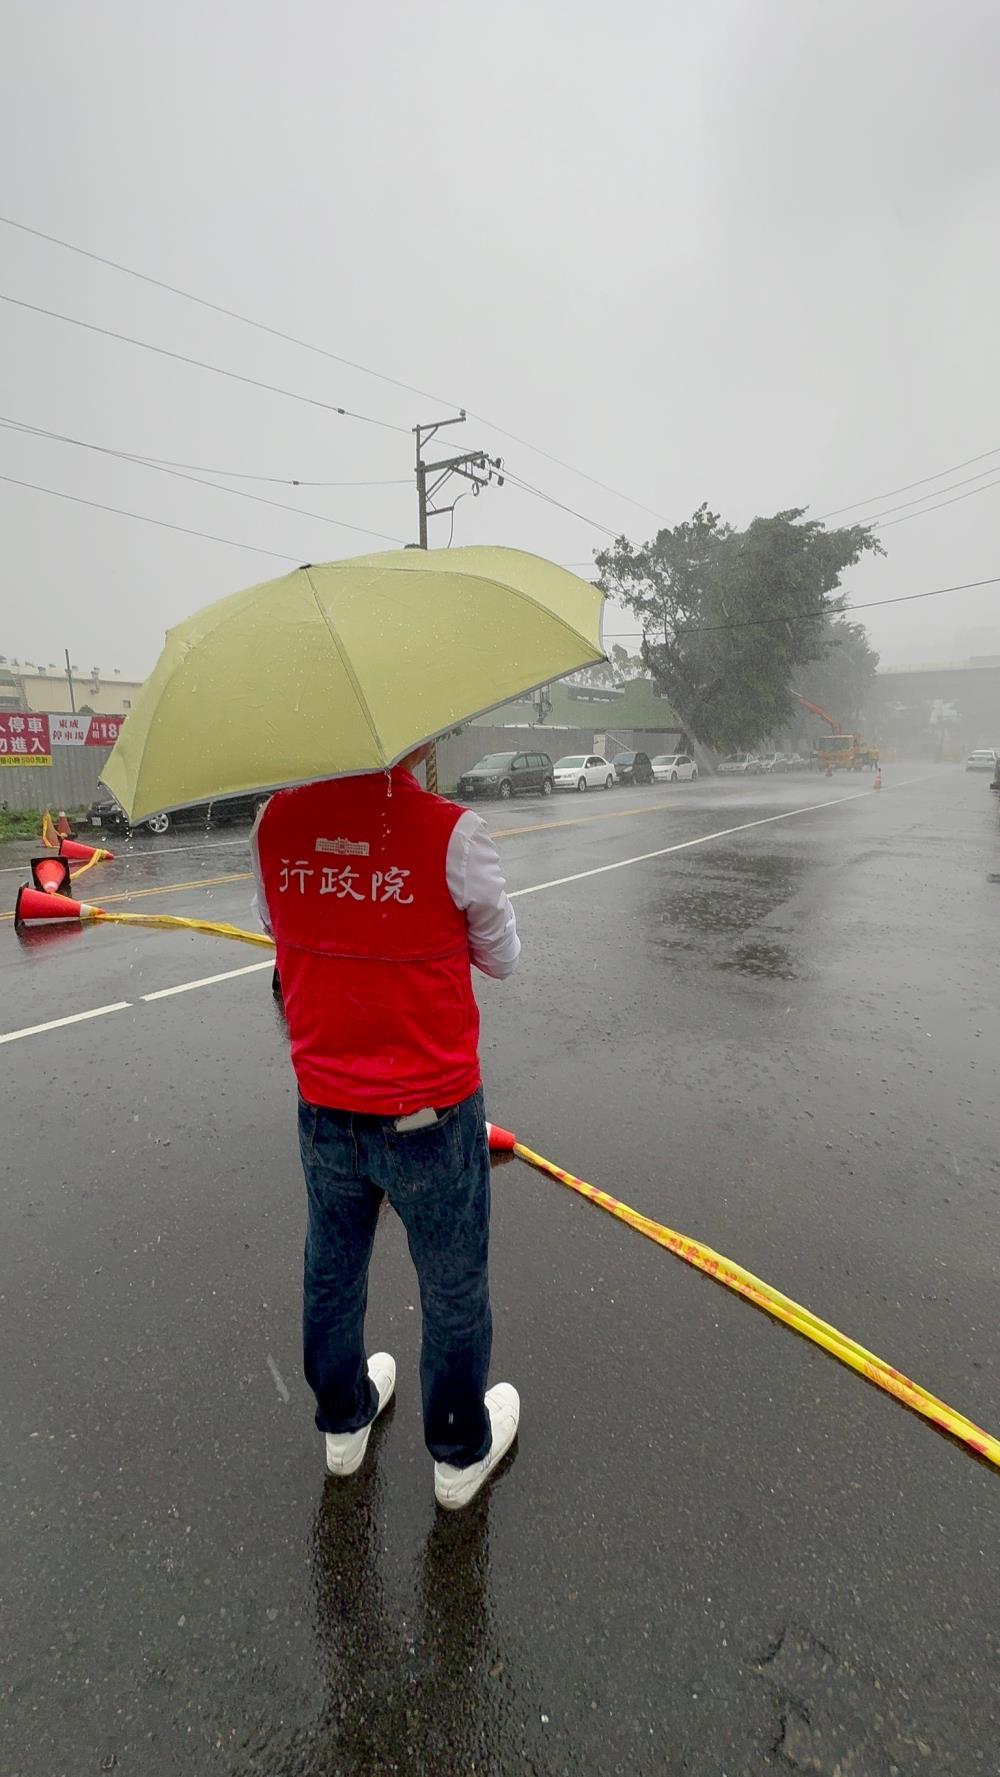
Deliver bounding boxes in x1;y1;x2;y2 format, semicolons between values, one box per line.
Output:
0;1001;132;1044
507;782;923;898
266;1354;290;1403
140;959;274;1000
2;776;931;1043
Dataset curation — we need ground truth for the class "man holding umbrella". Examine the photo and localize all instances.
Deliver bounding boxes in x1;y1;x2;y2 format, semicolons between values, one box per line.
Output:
252;741;521;1509
101;547;606;1506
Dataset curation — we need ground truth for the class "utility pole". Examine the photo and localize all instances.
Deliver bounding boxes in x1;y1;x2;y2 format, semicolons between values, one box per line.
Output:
64;648;76;713
534;684;552;724
413;412;505;792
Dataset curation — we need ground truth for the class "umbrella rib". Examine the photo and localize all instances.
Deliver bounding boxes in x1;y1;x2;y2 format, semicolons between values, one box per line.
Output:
302;566;386;760
375;558;607;656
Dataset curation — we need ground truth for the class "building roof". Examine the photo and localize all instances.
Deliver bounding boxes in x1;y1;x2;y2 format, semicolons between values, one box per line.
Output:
475;676;680;730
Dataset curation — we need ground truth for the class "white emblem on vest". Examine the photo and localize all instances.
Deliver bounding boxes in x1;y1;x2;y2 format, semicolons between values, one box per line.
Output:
315;837;370;856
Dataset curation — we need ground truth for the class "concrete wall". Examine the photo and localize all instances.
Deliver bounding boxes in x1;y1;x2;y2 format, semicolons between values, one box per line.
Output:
434;723;688;789
875;662;1000;756
0;747;112;812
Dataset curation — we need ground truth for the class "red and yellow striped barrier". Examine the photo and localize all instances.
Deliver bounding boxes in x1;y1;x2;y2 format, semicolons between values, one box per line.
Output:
487;1122;1000;1472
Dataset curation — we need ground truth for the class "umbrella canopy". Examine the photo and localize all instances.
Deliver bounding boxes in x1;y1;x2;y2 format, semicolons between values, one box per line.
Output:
103;546;605;822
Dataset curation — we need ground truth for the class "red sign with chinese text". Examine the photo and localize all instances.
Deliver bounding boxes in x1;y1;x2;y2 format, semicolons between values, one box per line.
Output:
50;713;126;747
0;712;52;765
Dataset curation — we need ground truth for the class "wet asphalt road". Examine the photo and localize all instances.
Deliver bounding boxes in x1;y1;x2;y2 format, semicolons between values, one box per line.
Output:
3;768;999;1775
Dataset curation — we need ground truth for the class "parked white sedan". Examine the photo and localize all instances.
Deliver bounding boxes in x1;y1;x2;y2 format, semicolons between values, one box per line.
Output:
553;753;615;791
651;753;698;783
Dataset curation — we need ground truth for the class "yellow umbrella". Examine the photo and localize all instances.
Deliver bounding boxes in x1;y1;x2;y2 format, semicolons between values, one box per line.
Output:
103;546;605;823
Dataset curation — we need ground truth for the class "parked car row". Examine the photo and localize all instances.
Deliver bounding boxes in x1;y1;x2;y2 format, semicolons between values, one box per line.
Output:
87;791;268;835
456;747;704;799
718;751;810;775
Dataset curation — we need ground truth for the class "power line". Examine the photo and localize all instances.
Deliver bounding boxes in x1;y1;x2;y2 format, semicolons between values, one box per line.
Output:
502;469;620;537
0;471;302;559
857;465;1000;526
818;443;1000;520
600;575;1000;637
125;461;409;486
465;416;665;523
0;292;410;433
2;415;615;547
0;416;407;545
12;212;999;544
870;473;1000;531
12;437;408;486
1;410;616;555
0;212;667;524
0;213;453;408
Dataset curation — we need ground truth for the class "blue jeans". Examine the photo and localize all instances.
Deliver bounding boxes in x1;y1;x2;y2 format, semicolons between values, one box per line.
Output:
298;1088;492;1466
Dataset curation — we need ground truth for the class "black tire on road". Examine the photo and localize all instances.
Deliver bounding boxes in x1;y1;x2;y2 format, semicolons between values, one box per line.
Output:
499;780;513;800
605;775;614;790
147;813;171;835
691;767;698;780
577;777;588;792
542;778;553;796
670;771;678;782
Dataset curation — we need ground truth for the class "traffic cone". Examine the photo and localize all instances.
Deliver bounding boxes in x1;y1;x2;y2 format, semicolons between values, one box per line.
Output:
58;836;115;863
873;768;882;791
486;1121;518;1153
40;809;59;849
55;811;75;839
13;884;87;927
30;855;73;896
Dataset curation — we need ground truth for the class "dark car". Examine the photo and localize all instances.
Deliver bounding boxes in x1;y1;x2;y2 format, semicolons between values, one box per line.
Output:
457;750;553;801
612;749;654;786
86;791;268;837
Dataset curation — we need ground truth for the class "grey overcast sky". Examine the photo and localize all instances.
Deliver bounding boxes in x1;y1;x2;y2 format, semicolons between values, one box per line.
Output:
2;0;1000;676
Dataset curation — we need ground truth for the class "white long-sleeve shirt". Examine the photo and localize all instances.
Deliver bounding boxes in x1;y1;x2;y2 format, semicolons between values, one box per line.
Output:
250;801;520;979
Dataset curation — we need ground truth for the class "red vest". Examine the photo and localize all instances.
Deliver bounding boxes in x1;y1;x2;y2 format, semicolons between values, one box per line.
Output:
257;770;480;1115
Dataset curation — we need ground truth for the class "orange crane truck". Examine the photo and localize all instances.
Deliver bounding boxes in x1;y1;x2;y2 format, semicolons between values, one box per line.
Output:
795;696;879;771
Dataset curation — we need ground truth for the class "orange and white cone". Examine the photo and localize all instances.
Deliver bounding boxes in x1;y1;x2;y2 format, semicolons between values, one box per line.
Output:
29;855;74;897
58;836;115;863
873;768;882;790
14;885;88;927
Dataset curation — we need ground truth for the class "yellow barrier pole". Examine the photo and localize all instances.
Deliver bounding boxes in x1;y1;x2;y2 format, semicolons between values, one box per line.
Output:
80;907;276;949
513;1141;1000;1471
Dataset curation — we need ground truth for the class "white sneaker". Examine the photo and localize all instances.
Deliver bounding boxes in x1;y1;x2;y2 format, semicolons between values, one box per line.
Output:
324;1352;396;1477
433;1383;520;1511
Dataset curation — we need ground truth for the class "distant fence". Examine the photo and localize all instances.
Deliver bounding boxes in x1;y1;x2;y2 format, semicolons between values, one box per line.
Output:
0;717;709;813
0;712;124;812
0;746;115;811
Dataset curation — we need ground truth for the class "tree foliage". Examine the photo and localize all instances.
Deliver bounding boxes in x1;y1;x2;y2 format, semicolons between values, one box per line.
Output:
568;642;644;689
793;619;880;739
594;505;882;753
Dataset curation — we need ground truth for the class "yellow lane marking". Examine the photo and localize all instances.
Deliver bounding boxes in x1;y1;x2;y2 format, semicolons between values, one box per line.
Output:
1;870;252;922
3;787;860;919
2;802;685;917
493;794;698;840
